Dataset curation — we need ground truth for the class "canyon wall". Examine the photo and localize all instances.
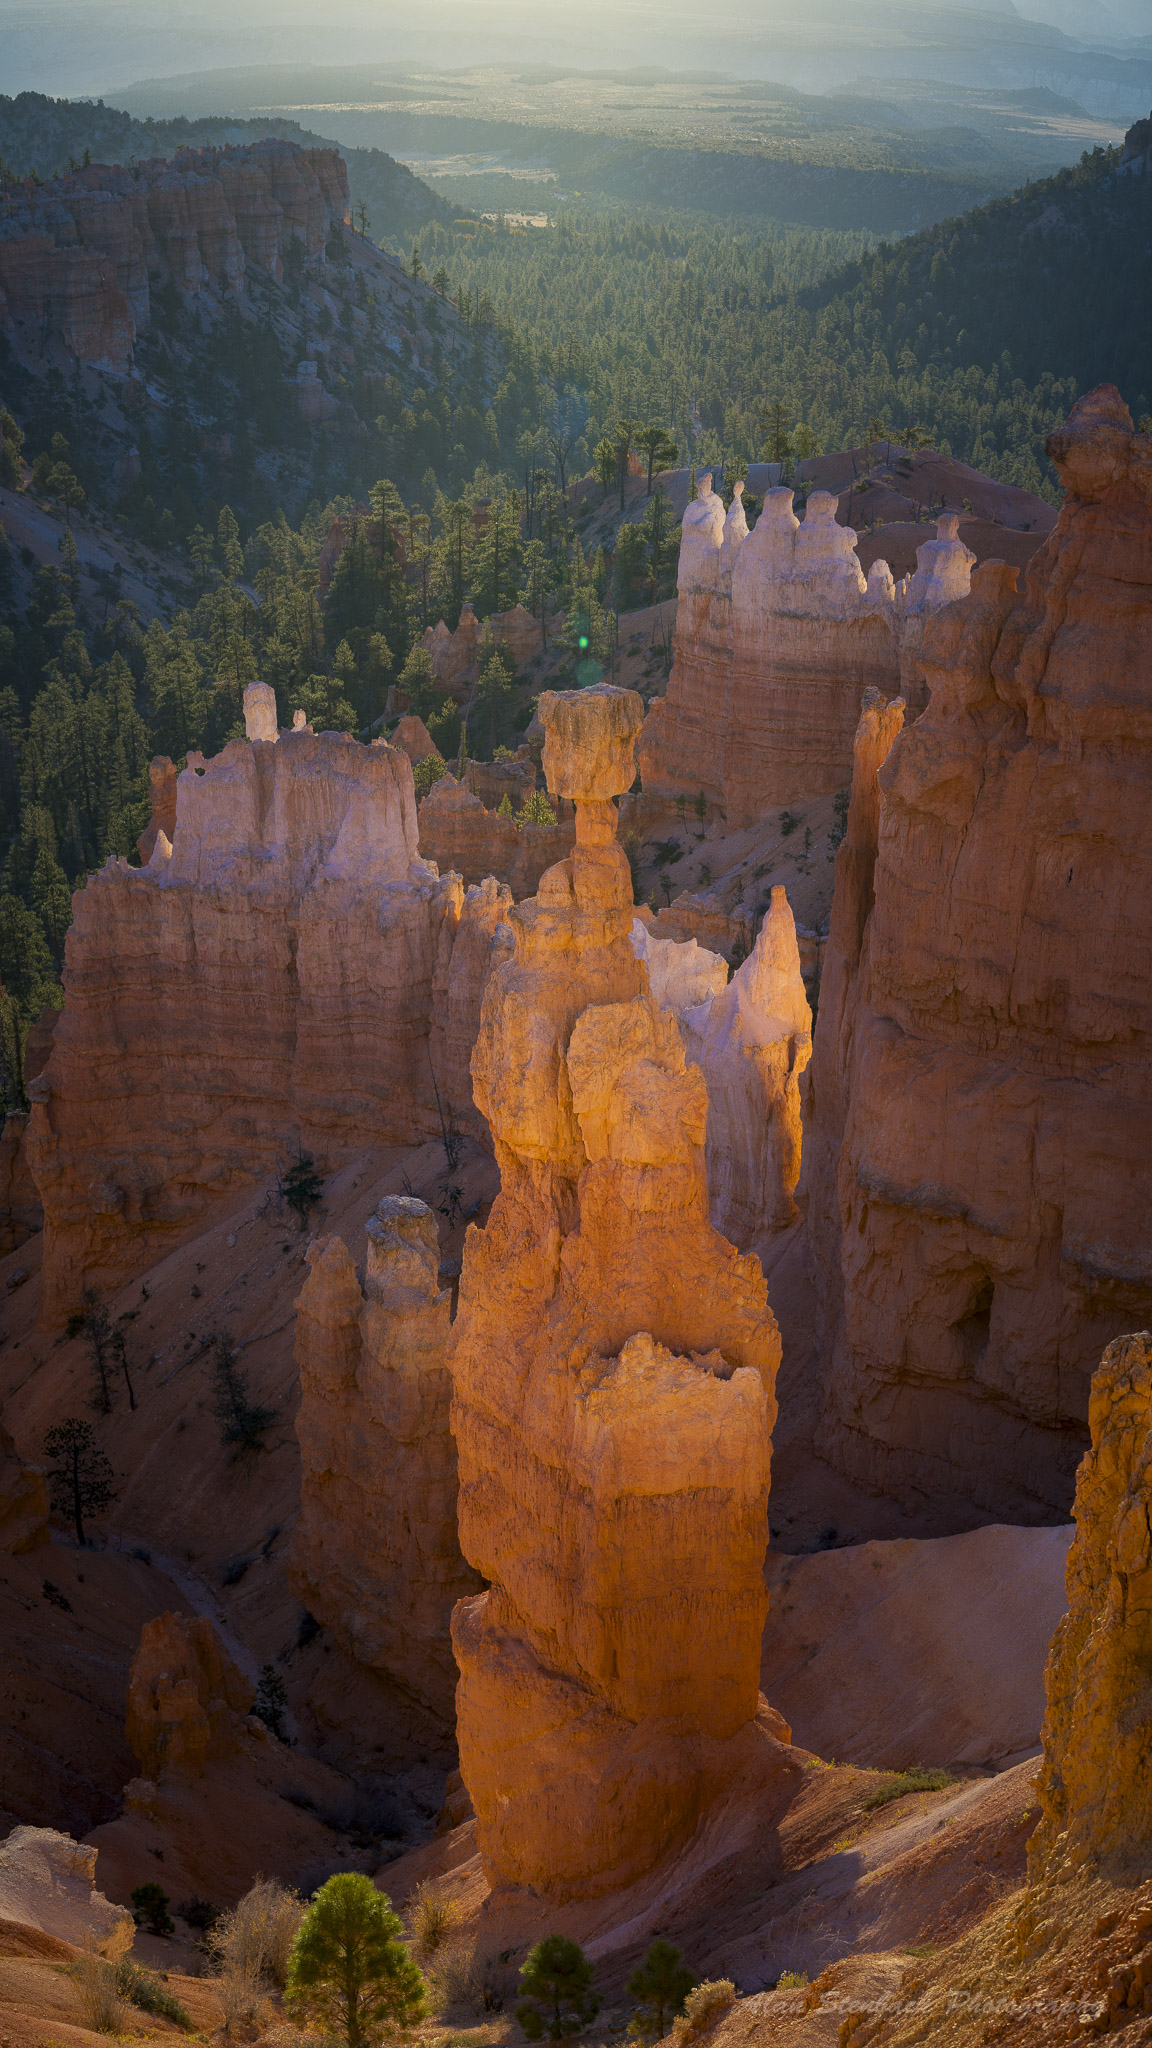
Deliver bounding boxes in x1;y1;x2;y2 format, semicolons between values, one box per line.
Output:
0;139;349;370
639;474;973;822
289;1195;481;1733
449;684;791;1900
810;388;1152;1520
27;703;502;1323
417;774;576;898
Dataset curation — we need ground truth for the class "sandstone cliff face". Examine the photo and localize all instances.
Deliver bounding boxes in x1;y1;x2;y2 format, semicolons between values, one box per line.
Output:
289;1196;481;1730
639;474;972;821
1029;1331;1152;1884
812;388;1152;1519
450;685;788;1899
126;1611;255;1782
0;140;349;370
27;716;500;1322
0;1828;133;1955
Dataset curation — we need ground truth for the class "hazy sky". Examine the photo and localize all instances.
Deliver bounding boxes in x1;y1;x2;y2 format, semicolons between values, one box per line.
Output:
0;0;1148;103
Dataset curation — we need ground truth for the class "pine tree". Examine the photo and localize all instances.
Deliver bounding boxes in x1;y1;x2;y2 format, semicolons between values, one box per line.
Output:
43;1417;116;1545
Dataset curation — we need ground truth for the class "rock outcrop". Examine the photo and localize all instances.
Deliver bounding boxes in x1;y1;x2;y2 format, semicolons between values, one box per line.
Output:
810;389;1152;1519
0;139;349;370
639;473;973;821
418;603;551;698
1029;1331;1152;1883
125;1611;255;1782
417;775;576;898
0;1420;49;1555
27;721;501;1322
289;1196;481;1731
136;755;179;864
632;894;812;1248
0;1827;133;1954
449;684;790;1899
682;888;812;1246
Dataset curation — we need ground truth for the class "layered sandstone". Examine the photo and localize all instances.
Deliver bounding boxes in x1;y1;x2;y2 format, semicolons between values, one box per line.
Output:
1029;1331;1152;1883
126;1611;255;1783
639;474;973;821
418;602;551;698
289;1196;481;1730
811;388;1152;1519
136;755;179;864
0;139;349;370
450;685;789;1899
417;774;575;898
27;717;500;1322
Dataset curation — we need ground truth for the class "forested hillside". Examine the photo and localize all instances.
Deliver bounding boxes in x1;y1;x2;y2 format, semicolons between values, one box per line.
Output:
0;92;460;239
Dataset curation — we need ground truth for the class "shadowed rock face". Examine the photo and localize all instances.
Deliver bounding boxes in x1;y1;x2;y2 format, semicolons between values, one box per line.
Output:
126;1611;254;1783
810;387;1152;1520
289;1196;481;1732
0;139;349;370
449;684;791;1901
1030;1331;1152;1885
639;471;973;822
26;727;502;1323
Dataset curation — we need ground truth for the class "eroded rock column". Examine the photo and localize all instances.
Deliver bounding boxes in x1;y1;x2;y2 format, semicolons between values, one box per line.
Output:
290;1196;480;1729
450;685;789;1900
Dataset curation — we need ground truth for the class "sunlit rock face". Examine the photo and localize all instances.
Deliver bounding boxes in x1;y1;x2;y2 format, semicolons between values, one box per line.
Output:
639;472;973;821
27;724;502;1322
809;388;1152;1520
289;1196;481;1733
1029;1331;1152;1887
449;684;791;1901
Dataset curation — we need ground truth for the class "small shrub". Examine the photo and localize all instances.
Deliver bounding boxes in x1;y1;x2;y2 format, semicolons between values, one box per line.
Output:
253;1664;289;1741
71;1952;124;2033
413;752;447;801
650;838;682;870
280;1152;323;1223
674;1980;736;2040
213;1876;304;1988
779;809;798;836
178;1894;221;1933
775;1969;808;1989
862;1768;954;1812
116;1958;194;2028
516;789;557;828
132;1880;174;1936
626;1940;696;2040
410;1879;458;1959
516;1936;599;2040
42;1578;72;1611
216;1960;266;2036
210;1333;276;1452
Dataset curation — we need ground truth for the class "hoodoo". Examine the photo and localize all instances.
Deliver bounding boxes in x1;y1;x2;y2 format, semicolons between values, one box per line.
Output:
449;684;791;1900
810;387;1152;1520
26;692;504;1321
639;471;974;820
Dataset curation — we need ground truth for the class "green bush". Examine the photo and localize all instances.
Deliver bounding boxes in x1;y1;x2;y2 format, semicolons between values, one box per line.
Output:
862;1767;954;1811
515;1936;600;2040
285;1872;427;2047
116;1959;194;2029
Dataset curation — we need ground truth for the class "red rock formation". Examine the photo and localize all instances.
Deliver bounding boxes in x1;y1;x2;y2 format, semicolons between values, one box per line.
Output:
639;473;974;822
26;728;501;1323
289;1196;481;1730
136;754;179;864
810;388;1152;1519
450;685;790;1899
125;1612;254;1782
1029;1331;1152;1885
0;140;349;370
